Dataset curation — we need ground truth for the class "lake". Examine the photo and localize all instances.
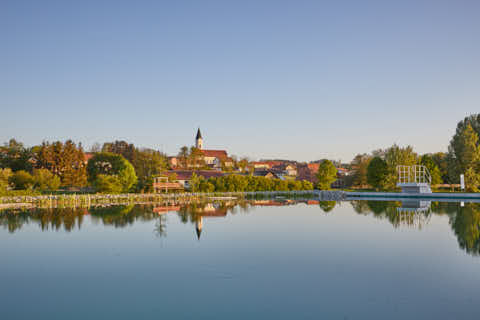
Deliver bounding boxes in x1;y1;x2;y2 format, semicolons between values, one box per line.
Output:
1;199;479;319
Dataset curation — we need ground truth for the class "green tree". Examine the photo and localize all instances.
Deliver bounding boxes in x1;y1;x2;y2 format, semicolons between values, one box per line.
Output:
178;146;189;169
451;114;480;147
32;169;61;191
301;180;314;190
0;168;13;195
383;144;418;190
431;152;449;183
133;148;168;192
9;170;34;190
94;174;124;194
34;140;87;187
102;141;136;163
448;121;480;183
237;158;249;172
0;139;33;172
351;154;371;187
189;173;202;192
87;152;137;193
420;154;443;185
367;157;388;190
451;124;480;172
189;147;205;169
465;167;480;192
316;160;337;190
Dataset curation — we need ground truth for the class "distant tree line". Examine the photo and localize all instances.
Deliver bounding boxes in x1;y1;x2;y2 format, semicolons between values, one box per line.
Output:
0;139;168;195
343;113;480;192
2;113;480;194
189;174;314;192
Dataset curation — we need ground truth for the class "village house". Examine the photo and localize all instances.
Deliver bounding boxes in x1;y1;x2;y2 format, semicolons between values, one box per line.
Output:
253;169;281;179
195;129;233;169
271;163;297;178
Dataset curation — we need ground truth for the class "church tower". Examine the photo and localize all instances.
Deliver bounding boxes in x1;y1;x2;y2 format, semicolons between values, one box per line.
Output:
195;128;203;149
195;216;203;240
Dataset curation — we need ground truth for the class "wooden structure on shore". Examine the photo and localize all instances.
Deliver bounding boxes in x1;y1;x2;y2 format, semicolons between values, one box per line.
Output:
153;176;183;193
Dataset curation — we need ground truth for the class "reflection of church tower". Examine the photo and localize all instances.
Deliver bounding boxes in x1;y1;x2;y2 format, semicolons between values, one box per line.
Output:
195;128;203;150
195;216;203;240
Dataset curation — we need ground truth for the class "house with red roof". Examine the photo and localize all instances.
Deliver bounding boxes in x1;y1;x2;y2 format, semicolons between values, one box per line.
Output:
194;128;233;169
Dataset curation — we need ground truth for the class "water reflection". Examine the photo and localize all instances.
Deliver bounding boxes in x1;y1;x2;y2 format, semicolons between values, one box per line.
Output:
1;199;480;256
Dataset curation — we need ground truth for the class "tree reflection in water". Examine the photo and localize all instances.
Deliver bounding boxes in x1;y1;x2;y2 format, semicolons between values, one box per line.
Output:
1;199;480;256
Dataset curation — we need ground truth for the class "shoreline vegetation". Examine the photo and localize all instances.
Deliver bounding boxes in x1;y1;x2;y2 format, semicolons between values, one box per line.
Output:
1;114;480;195
0;190;322;209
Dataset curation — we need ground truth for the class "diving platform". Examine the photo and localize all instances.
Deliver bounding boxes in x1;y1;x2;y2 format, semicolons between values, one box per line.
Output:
396;165;432;194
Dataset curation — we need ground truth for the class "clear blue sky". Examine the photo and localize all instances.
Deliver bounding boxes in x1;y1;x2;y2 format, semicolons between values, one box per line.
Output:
1;0;479;162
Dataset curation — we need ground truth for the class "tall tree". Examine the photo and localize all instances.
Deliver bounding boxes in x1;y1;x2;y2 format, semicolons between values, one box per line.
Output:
0;168;13;195
133;148;168;192
0;139;33;172
189;146;205;168
34;140;87;187
87;152;137;193
351;154;371;187
367;157;388;190
383;144;418;190
178;146;189;169
431;152;449;183
102;141;136;163
316;160;337;190
448;123;480;178
420;154;443;185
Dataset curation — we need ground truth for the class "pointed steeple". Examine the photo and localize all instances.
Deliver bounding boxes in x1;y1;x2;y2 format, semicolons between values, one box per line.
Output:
195;128;203;149
195;216;203;240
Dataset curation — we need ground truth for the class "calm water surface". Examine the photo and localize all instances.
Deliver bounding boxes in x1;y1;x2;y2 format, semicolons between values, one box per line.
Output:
1;199;480;319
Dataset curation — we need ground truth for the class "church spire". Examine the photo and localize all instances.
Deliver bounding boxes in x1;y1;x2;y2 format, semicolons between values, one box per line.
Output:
195;217;203;240
195;128;203;149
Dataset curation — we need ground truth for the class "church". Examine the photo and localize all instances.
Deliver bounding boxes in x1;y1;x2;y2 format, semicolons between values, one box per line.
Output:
168;129;233;170
195;128;233;169
194;128;233;169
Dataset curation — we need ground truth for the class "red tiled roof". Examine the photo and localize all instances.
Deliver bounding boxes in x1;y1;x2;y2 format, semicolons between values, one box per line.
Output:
307;163;319;172
200;149;228;159
84;152;95;162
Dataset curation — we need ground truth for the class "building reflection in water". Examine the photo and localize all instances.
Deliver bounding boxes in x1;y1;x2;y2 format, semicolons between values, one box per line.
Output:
2;199;480;256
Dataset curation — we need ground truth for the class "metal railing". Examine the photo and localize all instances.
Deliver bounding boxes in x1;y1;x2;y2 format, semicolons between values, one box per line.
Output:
397;165;431;184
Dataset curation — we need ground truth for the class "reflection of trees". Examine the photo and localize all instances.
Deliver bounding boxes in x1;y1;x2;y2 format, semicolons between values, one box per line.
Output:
0;208;87;233
353;200;480;256
350;200;370;215
0;210;30;233
3;200;480;257
318;201;336;213
0;201;252;234
449;203;480;256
